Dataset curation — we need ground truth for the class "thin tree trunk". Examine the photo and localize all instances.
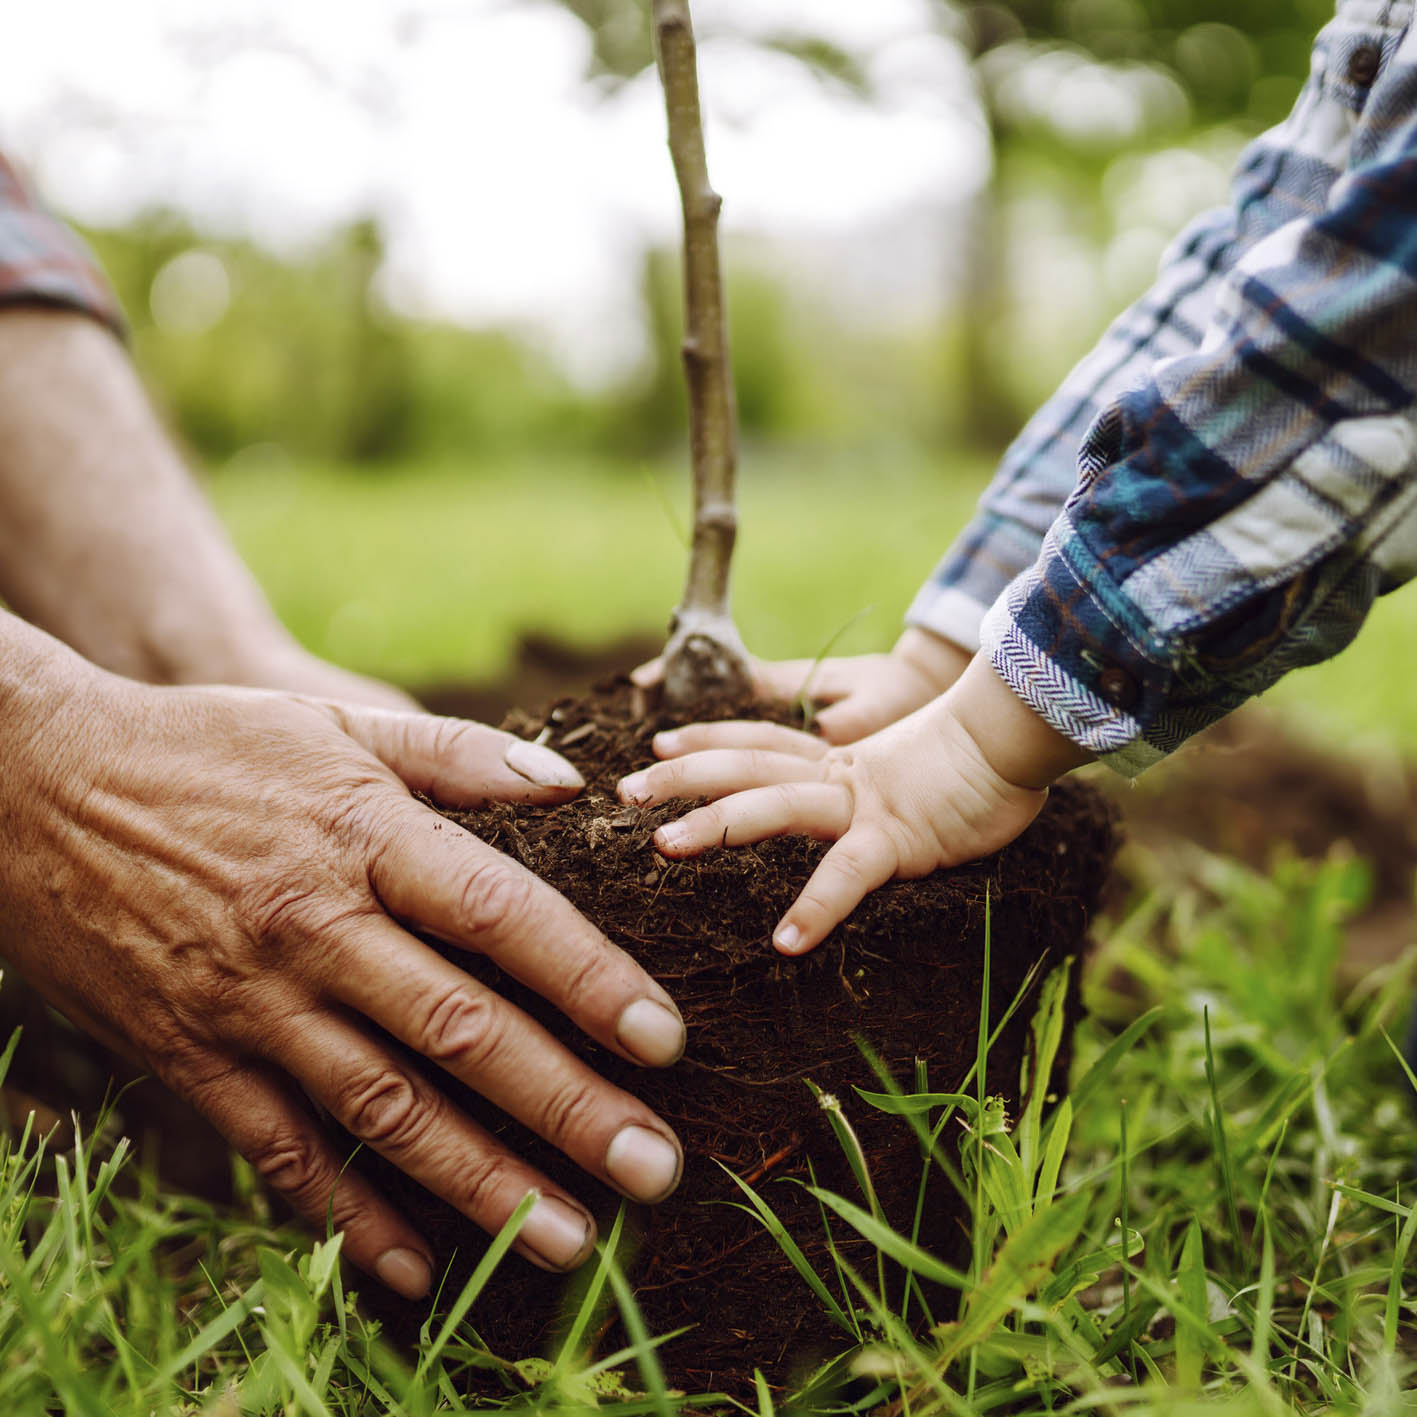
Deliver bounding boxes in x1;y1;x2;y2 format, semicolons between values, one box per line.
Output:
653;0;750;705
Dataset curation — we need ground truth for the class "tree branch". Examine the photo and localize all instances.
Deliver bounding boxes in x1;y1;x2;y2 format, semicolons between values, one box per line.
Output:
653;0;751;705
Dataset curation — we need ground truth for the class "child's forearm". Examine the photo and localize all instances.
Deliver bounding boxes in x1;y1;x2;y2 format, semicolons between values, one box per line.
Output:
944;653;1094;791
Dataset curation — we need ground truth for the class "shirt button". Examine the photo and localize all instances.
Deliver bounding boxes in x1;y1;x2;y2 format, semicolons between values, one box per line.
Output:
1097;666;1139;711
1347;43;1381;86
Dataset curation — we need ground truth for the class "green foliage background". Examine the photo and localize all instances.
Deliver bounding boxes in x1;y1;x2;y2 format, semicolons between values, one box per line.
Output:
65;1;1417;749
83;0;1340;472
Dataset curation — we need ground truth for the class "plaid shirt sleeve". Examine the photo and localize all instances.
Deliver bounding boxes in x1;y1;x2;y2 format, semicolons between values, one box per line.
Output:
917;0;1417;776
0;154;123;334
906;206;1243;655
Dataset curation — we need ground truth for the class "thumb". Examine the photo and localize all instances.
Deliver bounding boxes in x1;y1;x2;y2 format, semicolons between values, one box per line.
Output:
630;656;664;688
813;695;890;745
333;705;584;807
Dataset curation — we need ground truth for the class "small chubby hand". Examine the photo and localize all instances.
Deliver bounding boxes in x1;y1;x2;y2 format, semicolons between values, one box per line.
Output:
619;656;1090;955
631;627;971;744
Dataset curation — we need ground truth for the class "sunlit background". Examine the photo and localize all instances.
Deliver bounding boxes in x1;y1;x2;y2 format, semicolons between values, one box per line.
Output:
10;0;1402;745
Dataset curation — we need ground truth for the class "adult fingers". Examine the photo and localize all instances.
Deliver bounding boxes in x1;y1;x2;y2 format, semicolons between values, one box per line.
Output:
366;801;686;1070
185;1059;437;1297
270;1009;618;1272
323;916;683;1212
619;748;826;808
772;827;899;955
649;720;829;762
333;705;584;805
652;782;852;856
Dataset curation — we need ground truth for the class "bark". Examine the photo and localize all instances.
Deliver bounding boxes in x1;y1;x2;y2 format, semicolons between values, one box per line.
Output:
653;0;751;705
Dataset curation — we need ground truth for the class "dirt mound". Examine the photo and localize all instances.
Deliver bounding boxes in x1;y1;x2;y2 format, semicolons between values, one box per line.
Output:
356;678;1119;1394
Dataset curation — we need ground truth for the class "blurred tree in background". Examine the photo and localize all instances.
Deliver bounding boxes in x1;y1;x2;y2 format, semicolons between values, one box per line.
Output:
943;0;1332;441
80;1;1334;473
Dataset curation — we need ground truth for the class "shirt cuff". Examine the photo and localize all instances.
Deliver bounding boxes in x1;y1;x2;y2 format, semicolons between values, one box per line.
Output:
980;518;1192;778
0;205;124;337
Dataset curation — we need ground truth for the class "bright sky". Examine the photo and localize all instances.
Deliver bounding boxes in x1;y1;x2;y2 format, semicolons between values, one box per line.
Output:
0;0;987;377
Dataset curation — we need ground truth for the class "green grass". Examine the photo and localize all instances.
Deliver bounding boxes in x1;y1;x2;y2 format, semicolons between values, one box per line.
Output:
4;841;1417;1413
17;451;1399;1410
204;449;994;688
206;452;1417;753
1264;588;1417;753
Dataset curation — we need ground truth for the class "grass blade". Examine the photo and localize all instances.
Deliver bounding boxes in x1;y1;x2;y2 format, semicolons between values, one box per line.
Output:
805;1185;971;1292
1175;1218;1206;1387
601;1244;675;1417
415;1190;537;1381
718;1165;858;1338
550;1202;627;1378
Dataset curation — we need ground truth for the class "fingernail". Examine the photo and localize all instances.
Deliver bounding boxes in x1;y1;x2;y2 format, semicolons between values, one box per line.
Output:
653;730;682;755
504;740;584;790
605;1124;682;1203
655;823;686;850
619;771;650;804
521;1195;594;1270
616;998;686;1066
774;924;802;954
375;1247;433;1299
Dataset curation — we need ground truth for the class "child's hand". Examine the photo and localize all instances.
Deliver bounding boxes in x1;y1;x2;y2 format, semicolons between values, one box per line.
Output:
631;628;970;744
618;656;1091;955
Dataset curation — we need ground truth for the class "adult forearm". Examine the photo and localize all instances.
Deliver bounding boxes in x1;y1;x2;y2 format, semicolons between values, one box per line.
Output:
0;308;317;686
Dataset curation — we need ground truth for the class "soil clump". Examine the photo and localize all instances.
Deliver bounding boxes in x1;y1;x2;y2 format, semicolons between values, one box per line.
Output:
357;678;1118;1394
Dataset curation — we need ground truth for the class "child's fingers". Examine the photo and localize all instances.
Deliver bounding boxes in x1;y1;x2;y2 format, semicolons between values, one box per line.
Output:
813;694;893;745
652;783;852;856
619;748;824;807
747;658;832;701
772;827;898;955
630;657;664;688
651;721;829;761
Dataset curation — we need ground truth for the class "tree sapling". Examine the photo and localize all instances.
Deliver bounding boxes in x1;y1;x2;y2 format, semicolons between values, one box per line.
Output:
652;0;752;707
354;7;1120;1389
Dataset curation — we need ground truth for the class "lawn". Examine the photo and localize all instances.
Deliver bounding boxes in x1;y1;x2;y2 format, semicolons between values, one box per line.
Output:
206;450;991;690
207;452;1417;755
3;839;1415;1413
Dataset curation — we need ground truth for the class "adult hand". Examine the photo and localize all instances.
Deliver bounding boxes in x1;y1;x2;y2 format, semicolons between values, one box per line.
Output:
619;655;1090;955
631;627;970;743
2;617;686;1300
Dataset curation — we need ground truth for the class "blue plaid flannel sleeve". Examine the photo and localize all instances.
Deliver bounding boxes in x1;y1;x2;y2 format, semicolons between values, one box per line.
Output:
0;154;123;334
914;0;1417;776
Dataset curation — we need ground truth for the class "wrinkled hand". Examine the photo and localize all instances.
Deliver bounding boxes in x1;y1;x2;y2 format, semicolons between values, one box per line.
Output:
620;656;1090;955
2;622;687;1299
631;627;971;744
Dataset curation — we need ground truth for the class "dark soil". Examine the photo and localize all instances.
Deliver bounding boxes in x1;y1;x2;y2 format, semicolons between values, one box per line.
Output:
10;632;1405;1395
356;677;1118;1395
1110;708;1417;980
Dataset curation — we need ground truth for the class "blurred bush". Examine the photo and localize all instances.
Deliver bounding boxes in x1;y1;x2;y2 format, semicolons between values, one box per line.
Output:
85;212;953;471
79;2;1338;475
